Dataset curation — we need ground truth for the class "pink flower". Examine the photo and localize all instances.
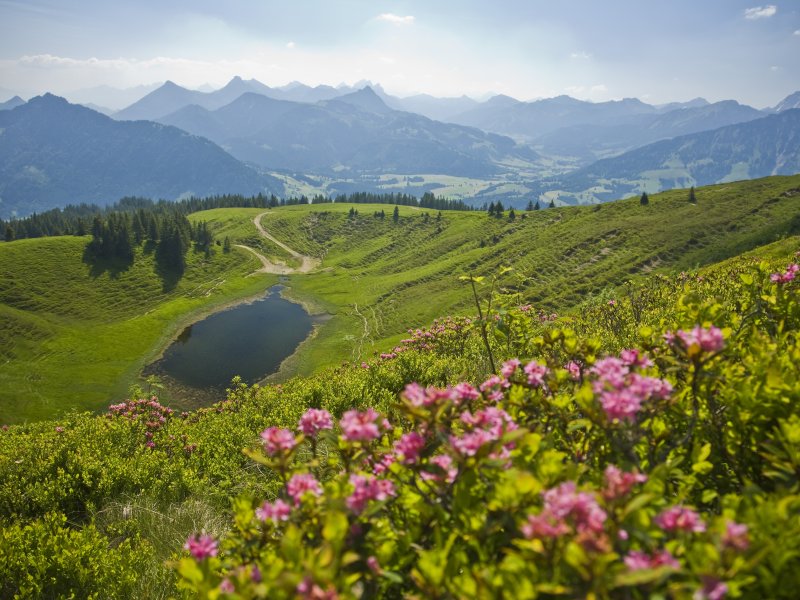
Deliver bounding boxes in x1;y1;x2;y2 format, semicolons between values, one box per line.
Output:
449;429;495;457
670;325;725;355
722;520;749;551
501;359;521;378
480;375;507;401
297;577;339;599
54;426;64;433
523;360;549;387
624;549;680;571
298;409;333;437
608;299;617;306
655;506;706;533
620;349;653;369
340;408;382;442
523;481;607;549
603;465;647;500
695;577;728;600
366;556;381;574
219;579;234;593
286;473;322;504
346;474;396;514
566;361;581;381
599;389;644;422
255;499;292;523
771;263;799;284
260;427;296;455
394;432;425;464
184;534;218;560
421;454;458;484
451;382;480;404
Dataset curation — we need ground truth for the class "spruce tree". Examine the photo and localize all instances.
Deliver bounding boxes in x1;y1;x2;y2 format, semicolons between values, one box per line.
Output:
534;201;540;211
4;225;14;242
393;206;400;223
640;191;649;205
548;199;556;209
526;200;535;211
689;186;697;204
509;208;516;220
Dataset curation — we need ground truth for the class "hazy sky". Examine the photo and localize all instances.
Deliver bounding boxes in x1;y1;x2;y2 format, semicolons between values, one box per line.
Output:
1;0;798;107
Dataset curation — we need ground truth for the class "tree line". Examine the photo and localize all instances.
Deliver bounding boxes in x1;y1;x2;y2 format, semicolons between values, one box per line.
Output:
2;191;475;243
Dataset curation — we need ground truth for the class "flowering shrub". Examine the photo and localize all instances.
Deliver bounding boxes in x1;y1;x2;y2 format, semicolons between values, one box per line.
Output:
175;248;800;598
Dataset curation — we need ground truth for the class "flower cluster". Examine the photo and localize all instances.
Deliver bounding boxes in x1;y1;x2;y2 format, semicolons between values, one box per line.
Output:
184;534;218;560
260;426;297;455
770;263;799;284
655;506;706;533
665;325;725;357
590;353;672;422
522;481;608;551
107;397;174;448
346;474;396;514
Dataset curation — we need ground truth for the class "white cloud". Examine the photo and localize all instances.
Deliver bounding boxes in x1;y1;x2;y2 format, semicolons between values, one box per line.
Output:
794;29;800;35
770;65;780;71
570;51;592;60
744;5;777;19
376;13;415;26
286;41;296;49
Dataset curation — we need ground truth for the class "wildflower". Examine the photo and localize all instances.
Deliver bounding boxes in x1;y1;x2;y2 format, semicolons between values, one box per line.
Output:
603;465;647;500
255;499;292;523
608;299;617;306
620;349;653;369
184;534;218;560
347;474;396;514
340;408;382;442
624;549;680;571
394;432;425;464
421;454;458;484
501;358;521;378
260;427;296;455
367;556;381;574
523;360;549;387
566;360;581;381
695;577;728;600
250;564;262;583
298;409;333;437
668;325;725;355
286;473;323;504
655;506;706;533
722;520;749;551
297;577;339;600
451;382;480;404
449;429;495;457
54;426;64;433
523;481;607;550
770;263;799;284
480;375;507;401
219;579;234;594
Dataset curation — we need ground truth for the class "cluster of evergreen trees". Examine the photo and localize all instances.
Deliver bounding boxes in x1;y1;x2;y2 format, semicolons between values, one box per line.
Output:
85;208;212;276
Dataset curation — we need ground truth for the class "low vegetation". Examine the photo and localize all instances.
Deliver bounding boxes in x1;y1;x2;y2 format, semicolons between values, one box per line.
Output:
0;234;798;598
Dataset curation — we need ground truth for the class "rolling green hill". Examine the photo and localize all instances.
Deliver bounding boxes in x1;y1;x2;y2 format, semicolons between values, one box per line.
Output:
1;175;799;423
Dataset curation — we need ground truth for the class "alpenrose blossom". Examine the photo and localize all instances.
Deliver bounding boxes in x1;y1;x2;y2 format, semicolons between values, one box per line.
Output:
591;353;672;422
624;549;680;571
260;427;296;455
339;408;382;442
522;481;608;550
420;454;458;484
523;360;549;387
393;432;425;464
286;473;323;504
298;408;333;437
770;263;799;284
666;325;725;355
184;534;218;560
255;499;292;523
722;520;750;551
602;465;647;501
695;576;728;600
346;474;396;514
655;506;706;533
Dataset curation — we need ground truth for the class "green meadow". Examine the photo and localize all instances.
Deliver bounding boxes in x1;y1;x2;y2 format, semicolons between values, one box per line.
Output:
1;175;799;423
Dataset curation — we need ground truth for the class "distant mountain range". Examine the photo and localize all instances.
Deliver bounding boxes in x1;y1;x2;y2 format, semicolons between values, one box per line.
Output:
545;109;800;203
1;79;798;215
0;95;281;218
155;87;538;176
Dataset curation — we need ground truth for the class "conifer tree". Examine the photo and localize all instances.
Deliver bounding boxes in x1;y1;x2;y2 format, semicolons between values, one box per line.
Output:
393;206;400;223
640;191;649;205
689;186;697;204
534;200;541;210
549;199;556;208
509;208;516;220
4;225;14;242
526;200;535;211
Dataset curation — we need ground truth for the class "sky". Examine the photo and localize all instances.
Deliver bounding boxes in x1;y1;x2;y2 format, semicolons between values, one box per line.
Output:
0;0;798;108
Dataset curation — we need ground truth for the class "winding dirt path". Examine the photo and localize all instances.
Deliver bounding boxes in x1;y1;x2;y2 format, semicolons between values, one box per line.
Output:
235;211;321;275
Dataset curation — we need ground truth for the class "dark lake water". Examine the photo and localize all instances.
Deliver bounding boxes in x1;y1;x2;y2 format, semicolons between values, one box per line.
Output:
153;286;314;390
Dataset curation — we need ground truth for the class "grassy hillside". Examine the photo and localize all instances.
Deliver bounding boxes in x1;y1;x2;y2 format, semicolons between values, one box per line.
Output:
0;236;277;422
239;175;800;374
1;235;797;598
2;175;799;423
